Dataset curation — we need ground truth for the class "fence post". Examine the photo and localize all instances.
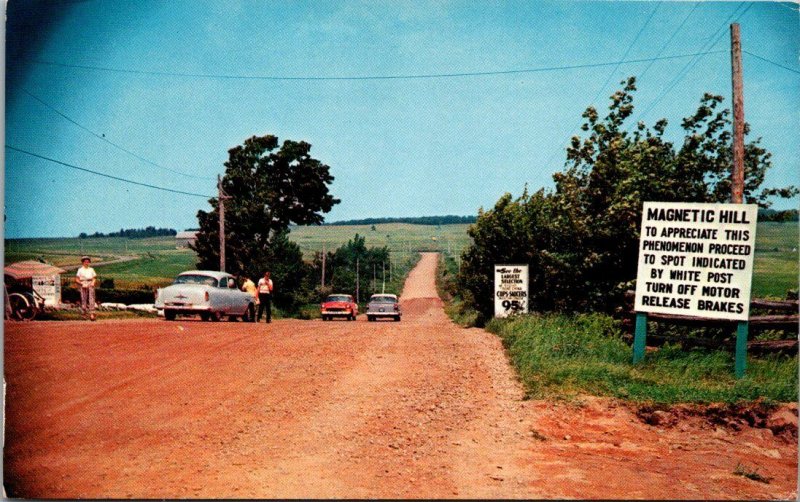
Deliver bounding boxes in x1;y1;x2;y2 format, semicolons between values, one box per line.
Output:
633;312;648;364
735;321;749;378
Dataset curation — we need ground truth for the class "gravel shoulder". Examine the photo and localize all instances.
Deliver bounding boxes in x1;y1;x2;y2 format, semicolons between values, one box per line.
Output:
3;252;796;499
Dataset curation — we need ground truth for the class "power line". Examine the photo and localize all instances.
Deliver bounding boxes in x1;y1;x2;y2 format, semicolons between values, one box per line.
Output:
6;145;214;198
743;49;800;75
21;88;215;181
25;50;728;82
636;2;701;83
590;2;662;108
541;1;662;169
630;2;754;127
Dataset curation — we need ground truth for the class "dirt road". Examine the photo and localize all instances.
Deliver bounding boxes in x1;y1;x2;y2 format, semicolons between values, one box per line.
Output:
4;253;797;499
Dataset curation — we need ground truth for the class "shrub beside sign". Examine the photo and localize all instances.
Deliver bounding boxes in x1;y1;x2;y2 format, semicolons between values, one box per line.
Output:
634;201;758;321
494;264;528;318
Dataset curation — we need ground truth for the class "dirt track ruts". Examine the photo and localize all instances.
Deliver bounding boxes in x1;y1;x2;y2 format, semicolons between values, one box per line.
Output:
4;252;797;499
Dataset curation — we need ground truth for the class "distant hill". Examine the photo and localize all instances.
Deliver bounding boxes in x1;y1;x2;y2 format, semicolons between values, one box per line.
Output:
325;215;476;226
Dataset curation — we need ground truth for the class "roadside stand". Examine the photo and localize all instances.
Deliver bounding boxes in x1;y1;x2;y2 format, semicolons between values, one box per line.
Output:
4;260;66;321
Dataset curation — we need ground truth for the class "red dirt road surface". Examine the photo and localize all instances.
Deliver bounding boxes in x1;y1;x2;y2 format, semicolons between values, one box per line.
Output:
4;253;797;499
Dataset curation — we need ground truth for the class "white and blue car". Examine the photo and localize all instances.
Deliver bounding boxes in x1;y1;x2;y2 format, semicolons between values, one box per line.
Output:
155;271;255;322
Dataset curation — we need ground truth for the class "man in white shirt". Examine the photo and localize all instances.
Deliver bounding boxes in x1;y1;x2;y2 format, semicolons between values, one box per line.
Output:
75;256;97;321
256;271;274;323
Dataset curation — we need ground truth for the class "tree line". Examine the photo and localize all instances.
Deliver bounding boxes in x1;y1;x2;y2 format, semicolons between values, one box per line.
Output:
758;209;798;222
325;215;476;226
78;227;177;239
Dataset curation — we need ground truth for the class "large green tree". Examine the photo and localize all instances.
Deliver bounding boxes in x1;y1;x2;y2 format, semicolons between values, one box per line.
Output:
458;77;797;321
192;134;339;310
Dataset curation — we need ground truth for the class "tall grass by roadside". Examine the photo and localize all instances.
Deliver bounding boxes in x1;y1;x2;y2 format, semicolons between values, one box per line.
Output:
487;313;798;404
436;253;482;327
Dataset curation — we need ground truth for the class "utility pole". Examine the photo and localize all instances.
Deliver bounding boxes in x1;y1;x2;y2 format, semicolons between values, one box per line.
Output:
730;23;745;203
382;261;386;294
373;263;376;294
321;243;326;288
356;258;360;303
218;175;227;272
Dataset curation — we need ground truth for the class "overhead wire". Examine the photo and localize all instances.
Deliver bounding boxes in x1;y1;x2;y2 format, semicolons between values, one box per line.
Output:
629;2;754;127
636;2;701;83
21;88;215;181
25;50;728;82
6;145;215;198
541;1;662;170
743;49;800;75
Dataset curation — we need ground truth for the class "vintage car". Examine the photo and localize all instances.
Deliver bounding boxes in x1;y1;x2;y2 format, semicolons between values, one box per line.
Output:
366;294;401;322
320;293;358;321
155;270;255;322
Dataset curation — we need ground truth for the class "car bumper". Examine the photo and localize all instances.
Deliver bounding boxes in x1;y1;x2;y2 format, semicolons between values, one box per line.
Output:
366;311;401;317
321;310;354;317
158;304;212;312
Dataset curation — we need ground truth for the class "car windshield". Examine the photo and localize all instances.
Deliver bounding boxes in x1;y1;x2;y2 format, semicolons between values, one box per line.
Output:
370;296;397;304
174;274;218;287
326;295;351;303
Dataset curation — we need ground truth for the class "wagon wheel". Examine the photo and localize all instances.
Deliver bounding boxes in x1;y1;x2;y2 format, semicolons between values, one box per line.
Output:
9;292;37;321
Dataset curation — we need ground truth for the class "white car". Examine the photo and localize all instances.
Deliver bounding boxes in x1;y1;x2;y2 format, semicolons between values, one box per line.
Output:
155;271;255;322
366;294;401;322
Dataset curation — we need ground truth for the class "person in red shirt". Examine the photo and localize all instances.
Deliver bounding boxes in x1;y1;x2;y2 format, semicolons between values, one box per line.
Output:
256;271;274;323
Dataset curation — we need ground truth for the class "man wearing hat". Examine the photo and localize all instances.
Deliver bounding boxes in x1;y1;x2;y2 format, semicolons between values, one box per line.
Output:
75;256;97;321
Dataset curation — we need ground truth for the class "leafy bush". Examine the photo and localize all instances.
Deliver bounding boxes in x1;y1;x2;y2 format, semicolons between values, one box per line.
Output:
457;77;796;320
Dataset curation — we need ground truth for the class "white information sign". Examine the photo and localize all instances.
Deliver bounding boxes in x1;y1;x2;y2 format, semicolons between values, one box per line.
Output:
494;264;528;318
634;202;758;321
32;274;62;307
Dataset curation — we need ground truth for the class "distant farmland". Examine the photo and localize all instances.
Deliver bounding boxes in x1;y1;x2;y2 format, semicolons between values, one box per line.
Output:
5;222;797;298
4;223;472;289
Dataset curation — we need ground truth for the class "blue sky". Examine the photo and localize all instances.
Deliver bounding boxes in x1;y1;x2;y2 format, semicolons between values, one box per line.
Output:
5;0;799;238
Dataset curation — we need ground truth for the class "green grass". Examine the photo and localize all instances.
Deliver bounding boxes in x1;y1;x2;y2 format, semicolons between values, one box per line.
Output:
486;313;798;404
289;223;472;260
94;251;197;288
752;221;799;298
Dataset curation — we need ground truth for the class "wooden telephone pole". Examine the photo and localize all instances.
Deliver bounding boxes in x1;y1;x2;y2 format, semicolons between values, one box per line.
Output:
321;243;326;288
730;23;745;204
731;22;749;378
217;175;230;272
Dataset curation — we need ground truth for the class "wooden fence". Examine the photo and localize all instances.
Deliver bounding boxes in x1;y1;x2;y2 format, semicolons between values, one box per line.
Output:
621;290;798;355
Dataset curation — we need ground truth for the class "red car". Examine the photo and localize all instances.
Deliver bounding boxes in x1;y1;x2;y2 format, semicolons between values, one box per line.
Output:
321;294;358;321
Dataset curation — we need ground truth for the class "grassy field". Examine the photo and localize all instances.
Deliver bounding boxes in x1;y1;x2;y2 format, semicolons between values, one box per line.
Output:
487;313;798;404
752;221;799;298
4;221;797;296
290;223;472;259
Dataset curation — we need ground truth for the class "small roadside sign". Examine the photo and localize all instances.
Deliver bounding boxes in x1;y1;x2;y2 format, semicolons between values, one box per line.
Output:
494;264;528;318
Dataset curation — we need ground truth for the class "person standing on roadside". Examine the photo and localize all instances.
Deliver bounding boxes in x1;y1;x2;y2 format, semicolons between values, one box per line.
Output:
241;275;259;321
256;271;273;323
75;256;97;321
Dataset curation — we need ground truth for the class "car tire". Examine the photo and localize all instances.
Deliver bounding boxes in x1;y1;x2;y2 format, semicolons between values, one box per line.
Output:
394;317;401;322
164;309;176;321
367;315;374;322
209;311;221;322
